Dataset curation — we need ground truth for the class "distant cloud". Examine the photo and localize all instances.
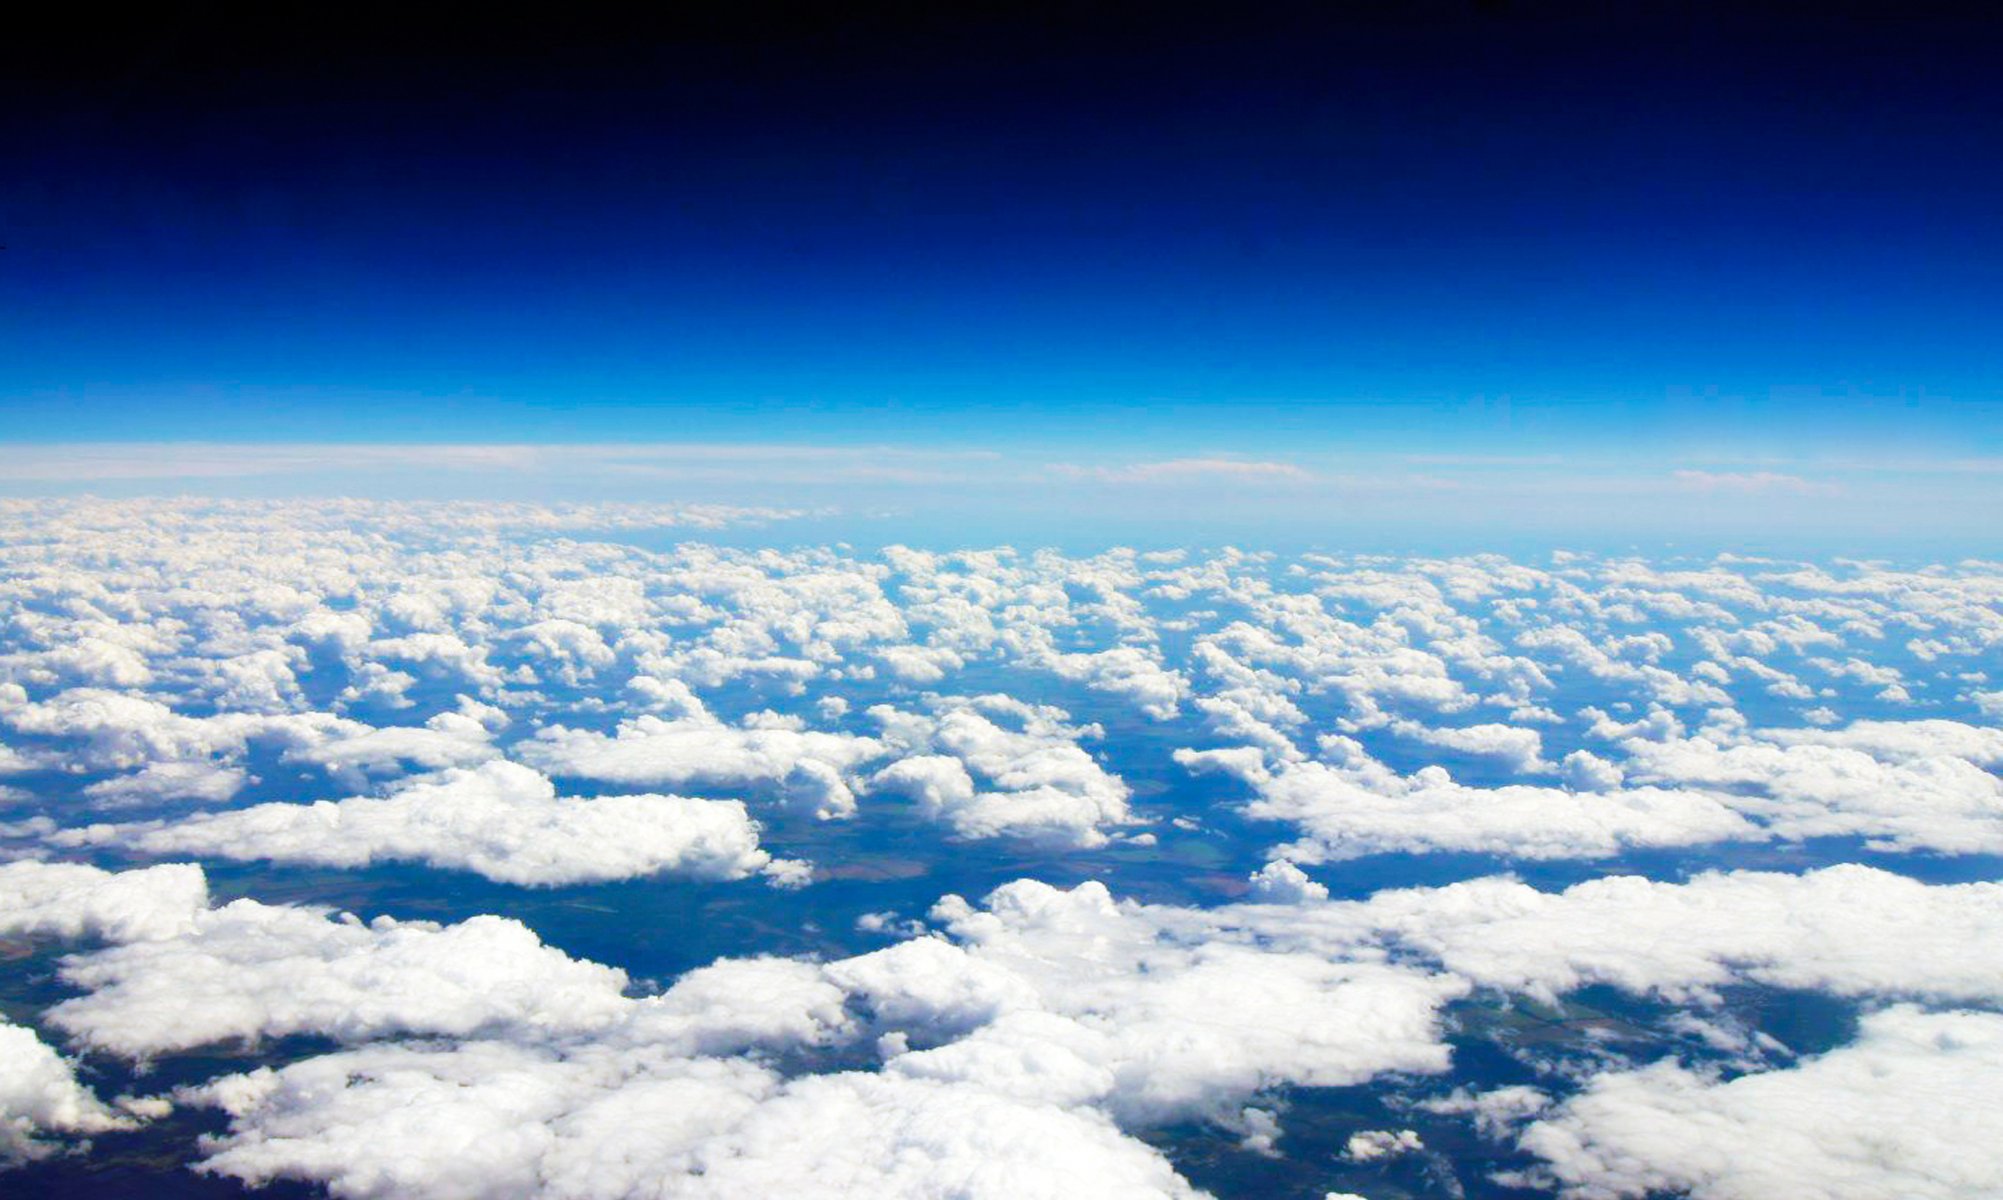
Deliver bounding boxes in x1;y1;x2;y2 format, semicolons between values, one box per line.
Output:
0;443;545;480
1671;469;1841;496
6;445;1999;541
1399;453;1566;467
0;442;999;484
1048;458;1314;485
1820;456;2003;475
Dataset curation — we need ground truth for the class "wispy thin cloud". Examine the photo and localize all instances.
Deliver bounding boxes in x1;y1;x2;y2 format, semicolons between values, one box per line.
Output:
1817;457;2003;475
0;444;543;480
0;442;1001;482
1671;469;1842;497
1047;458;1316;485
1399;453;1567;467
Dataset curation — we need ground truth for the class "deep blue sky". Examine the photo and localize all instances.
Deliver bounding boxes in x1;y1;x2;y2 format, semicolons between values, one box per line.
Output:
2;3;1999;471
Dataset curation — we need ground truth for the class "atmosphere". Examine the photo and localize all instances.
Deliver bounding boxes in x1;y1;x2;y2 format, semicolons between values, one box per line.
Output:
3;8;2003;1200
5;4;2000;533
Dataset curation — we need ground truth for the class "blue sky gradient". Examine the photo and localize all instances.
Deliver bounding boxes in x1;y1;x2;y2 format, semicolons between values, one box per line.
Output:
2;4;1998;536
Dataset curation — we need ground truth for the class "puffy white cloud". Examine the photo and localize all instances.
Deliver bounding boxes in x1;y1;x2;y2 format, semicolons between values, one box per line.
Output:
48;900;636;1059
876;643;965;684
0;863;1213;1198
1382;717;1550;772
188;1042;1204;1200
8;505;2003;1193
914;879;1467;1126
870;696;1136;846
0;688;333;778
364;632;511;693
0;860;209;943
1041;646;1189;721
15;853;2003;1197
659;1072;1207;1199
520;687;879;820
187;648;307;713
1245;859;1329;904
1620;723;2003;854
81;760;248;806
1346;864;2003;1006
1341;1128;1422;1163
58;760;805;888
822;866;2003;1189
0;1020;138;1162
1519;1006;2003;1199
1181;741;1757;863
1559;749;1625;791
1514;625;1731;708
1416;1084;1552;1139
1185;704;2003;863
509;618;618;686
157;871;1456;1198
926;865;2003;1023
285;704;502;784
1763;717;2003;768
34;637;153;688
6;861;849;1064
0;687;499;803
188;1040;781;1199
0;740;30;776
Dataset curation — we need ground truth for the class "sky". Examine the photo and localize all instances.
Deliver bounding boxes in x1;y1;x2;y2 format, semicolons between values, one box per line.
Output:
3;13;2003;1191
2;3;2000;540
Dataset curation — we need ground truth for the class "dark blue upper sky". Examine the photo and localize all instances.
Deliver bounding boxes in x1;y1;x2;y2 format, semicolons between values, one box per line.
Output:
3;2;1999;463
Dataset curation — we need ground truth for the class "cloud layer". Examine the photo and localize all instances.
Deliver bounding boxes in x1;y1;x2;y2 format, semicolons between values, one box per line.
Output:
0;500;2000;1196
